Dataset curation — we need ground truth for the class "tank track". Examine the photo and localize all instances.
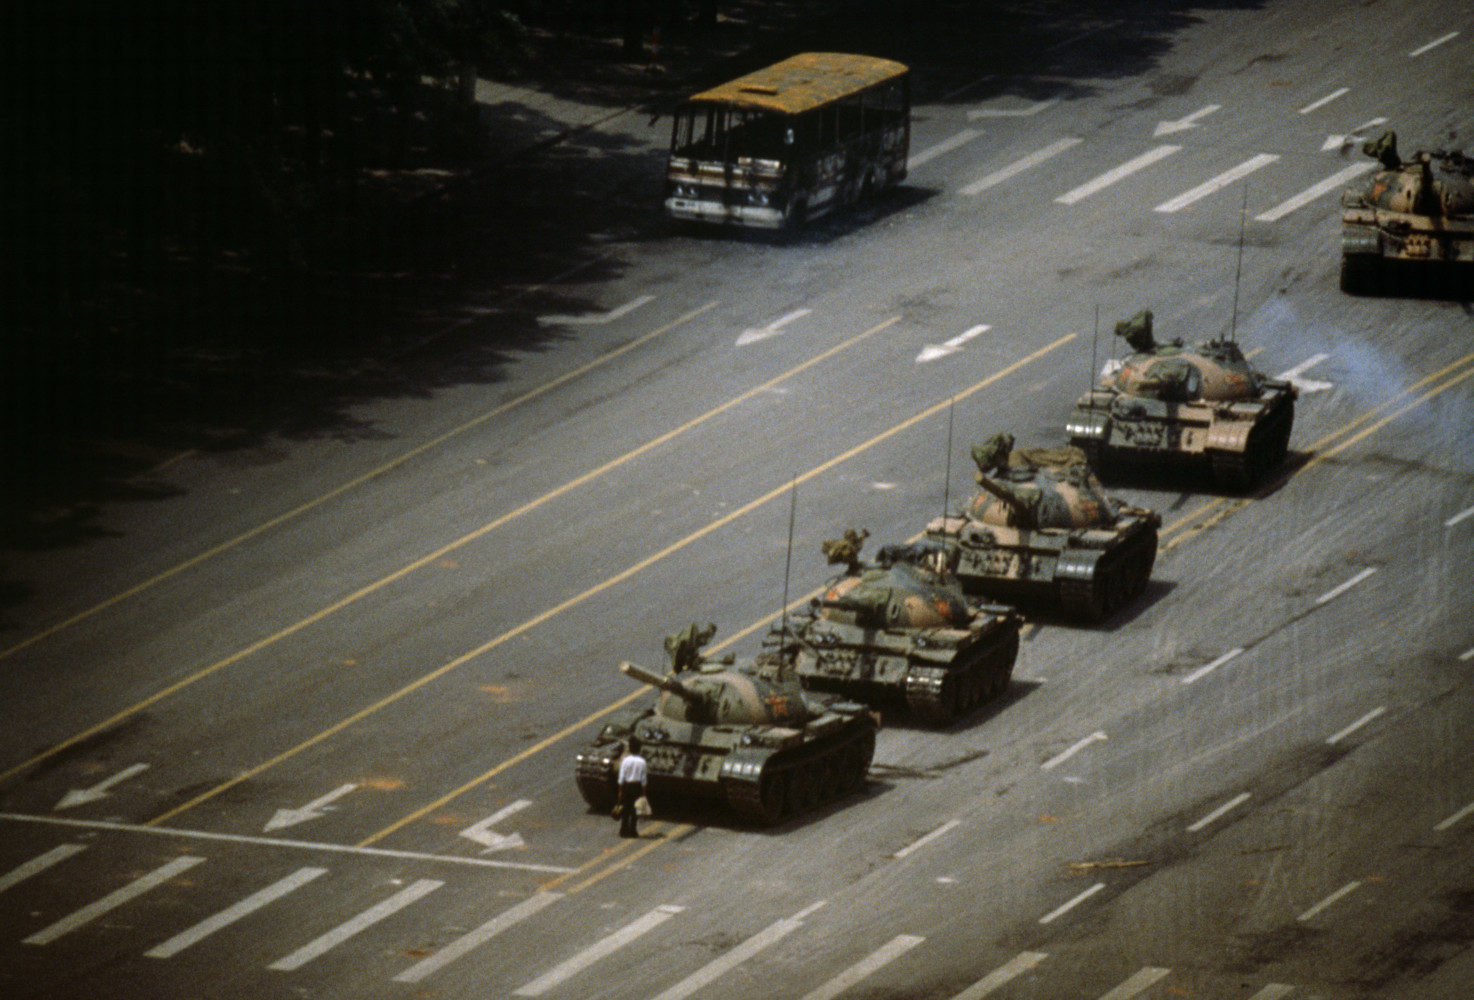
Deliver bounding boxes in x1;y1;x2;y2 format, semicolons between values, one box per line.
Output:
1209;400;1294;492
723;725;875;826
1057;527;1158;622
903;626;1019;726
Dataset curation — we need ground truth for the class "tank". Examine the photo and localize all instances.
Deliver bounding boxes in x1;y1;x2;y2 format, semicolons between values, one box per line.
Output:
787;530;1022;726
924;435;1161;622
1340;131;1474;293
1066;310;1296;491
574;626;878;826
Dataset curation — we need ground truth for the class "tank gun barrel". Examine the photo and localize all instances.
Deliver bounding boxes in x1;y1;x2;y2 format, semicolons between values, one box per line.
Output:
620;661;702;704
973;472;1030;517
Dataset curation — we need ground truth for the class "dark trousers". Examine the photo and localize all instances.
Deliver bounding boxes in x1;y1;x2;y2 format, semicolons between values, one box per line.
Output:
618;781;643;837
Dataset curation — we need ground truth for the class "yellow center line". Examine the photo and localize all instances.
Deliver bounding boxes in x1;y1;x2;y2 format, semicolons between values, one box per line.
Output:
0;311;891;789
348;333;1077;846
564;824;697;894
0;301;721;664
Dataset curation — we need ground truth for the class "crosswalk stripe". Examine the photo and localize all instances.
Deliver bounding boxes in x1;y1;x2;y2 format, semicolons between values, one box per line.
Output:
948;951;1050;999
1056;145;1181;205
514;904;684;996
1154;154;1280;212
269;878;442;971
1253;162;1376;222
912;129;984;168
962;138;1083;195
0;845;86;895
23;855;205;945
146;866;328;959
394;892;562;983
1098;966;1171;999
650;902;827;1000
1247;985;1295;1000
799;934;925;1000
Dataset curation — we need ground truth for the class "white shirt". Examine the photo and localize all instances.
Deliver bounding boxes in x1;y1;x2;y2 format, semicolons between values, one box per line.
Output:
618;753;647;785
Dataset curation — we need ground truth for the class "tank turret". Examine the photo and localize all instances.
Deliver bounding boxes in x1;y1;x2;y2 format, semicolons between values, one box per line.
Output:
1066;312;1296;491
1340;130;1474;293
790;533;1021;725
926;435;1160;621
574;626;877;825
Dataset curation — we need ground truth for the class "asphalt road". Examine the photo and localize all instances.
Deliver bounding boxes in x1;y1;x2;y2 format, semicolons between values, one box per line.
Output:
2;1;1472;998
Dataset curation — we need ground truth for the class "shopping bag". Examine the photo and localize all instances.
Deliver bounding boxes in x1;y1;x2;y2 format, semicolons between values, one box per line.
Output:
635;796;652;817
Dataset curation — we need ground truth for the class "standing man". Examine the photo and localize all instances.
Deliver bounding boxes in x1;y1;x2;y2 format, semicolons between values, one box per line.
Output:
617;736;648;838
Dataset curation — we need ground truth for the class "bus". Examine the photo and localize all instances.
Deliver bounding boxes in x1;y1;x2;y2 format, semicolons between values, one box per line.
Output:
664;52;910;229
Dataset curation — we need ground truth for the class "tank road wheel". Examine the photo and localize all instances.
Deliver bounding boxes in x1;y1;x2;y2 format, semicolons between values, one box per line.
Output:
1340;254;1381;295
788;764;823;815
753;770;790;825
839;732;875;794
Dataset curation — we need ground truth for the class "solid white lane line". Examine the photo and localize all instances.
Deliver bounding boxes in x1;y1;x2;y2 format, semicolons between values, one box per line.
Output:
147;867;328;958
269;879;442;971
1327;706;1387;745
1444;505;1474;527
798;934;925;1000
1254;162;1376;221
24;855;205;945
0;812;575;872
1434;802;1474;832
962;138;1083;195
1188;792;1252;832
1055;145;1181;205
1297;880;1362;922
911;129;984;168
1098;967;1171;1000
1182;647;1244;685
1246;985;1295;1000
894;819;962;859
0;845;85;895
1314;567;1377;605
1042;732;1107;770
650;902;826;1000
1299;88;1349;114
1039;882;1106;923
1154;154;1279;212
948;951;1050;1000
538;294;655;326
514;904;684;996
394;892;562;983
1410;31;1459;57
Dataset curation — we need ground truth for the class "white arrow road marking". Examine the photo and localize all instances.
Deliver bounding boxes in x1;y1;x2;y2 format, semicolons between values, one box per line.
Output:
1155;154;1279;212
736;308;812;345
25;856;205;945
910;129;983;168
948;952;1050;1000
1056;145;1181;204
967;98;1058;120
917;325;989;362
650;902;827;1000
1300;87;1349;114
1321;117;1389;151
55;763;149;811
264;783;357;832
395;892;563;983
460;798;533;852
270;879;443;971
514;904;685;996
1254;162;1377;221
1042;731;1107;770
1154;104;1221;137
962;137;1082;195
1277;352;1333;392
538;295;655;326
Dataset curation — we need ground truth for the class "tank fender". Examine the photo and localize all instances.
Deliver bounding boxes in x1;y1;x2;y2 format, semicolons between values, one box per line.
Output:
1066;407;1111;442
1206;419;1253;453
1342;223;1383;256
1055;547;1103;583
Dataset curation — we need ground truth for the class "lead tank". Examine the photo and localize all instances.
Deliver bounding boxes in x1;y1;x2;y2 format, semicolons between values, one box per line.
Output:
1066;310;1296;491
788;530;1022;726
925;435;1160;622
574;626;877;826
1340;130;1474;293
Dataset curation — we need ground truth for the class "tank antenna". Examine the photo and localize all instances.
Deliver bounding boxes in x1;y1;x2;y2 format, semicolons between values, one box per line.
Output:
1229;183;1248;344
1089;304;1100;396
778;475;797;658
942;397;955;521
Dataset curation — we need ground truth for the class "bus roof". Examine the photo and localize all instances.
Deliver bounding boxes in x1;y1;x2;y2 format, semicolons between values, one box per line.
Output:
684;53;908;116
